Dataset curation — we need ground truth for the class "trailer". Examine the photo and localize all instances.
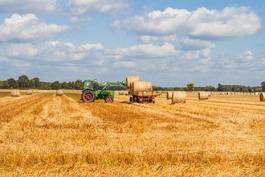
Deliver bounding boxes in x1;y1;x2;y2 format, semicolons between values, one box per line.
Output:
129;91;161;103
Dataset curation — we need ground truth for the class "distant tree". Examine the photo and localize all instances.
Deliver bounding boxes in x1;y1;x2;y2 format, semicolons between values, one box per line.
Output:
205;85;216;91
30;77;40;88
74;80;83;90
217;83;223;91
61;82;68;89
51;81;61;90
2;81;9;89
17;75;30;88
261;81;265;92
6;78;17;88
0;80;3;88
186;83;194;91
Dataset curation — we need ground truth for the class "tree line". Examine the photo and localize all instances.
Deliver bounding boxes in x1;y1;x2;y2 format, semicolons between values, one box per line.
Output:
0;75;83;90
154;82;264;92
0;75;264;92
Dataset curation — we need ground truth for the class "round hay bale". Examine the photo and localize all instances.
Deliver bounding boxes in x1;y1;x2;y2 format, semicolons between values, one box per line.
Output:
56;90;64;96
172;91;186;104
198;92;209;100
167;91;173;100
131;81;152;95
260;93;265;102
126;76;140;88
11;90;21;97
26;90;33;95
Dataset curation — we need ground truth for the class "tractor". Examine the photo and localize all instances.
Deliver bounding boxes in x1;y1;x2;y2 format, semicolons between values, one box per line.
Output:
81;80;126;103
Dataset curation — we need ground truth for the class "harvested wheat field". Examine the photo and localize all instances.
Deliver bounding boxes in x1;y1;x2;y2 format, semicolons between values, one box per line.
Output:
0;92;264;177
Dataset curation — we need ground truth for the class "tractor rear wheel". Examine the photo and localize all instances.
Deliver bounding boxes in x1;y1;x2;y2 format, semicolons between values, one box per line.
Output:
105;96;113;103
82;90;95;103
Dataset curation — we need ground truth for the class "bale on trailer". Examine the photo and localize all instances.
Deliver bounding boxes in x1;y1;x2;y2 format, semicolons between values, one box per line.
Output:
11;90;21;97
56;90;64;96
131;81;152;95
172;91;186;104
26;90;33;95
126;76;140;90
260;93;265;101
167;91;173;100
198;92;210;100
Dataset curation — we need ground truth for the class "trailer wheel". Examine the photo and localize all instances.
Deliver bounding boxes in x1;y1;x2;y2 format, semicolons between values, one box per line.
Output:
105;96;113;103
82;90;95;103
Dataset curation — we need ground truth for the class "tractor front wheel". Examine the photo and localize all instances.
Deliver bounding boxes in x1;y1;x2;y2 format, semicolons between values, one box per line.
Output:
105;96;113;103
82;90;95;103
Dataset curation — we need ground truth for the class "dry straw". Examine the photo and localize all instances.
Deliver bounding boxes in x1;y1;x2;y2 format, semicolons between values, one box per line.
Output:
56;90;64;96
172;91;186;104
26;90;33;95
260;93;265;101
198;92;210;100
131;81;152;95
126;75;140;93
167;91;173;100
10;90;21;97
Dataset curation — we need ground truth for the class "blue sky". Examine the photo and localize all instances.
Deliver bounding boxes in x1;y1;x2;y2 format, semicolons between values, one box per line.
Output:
0;0;264;87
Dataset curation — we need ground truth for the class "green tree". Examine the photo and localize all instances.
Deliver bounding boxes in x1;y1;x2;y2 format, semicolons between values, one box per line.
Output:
51;81;61;90
7;78;17;88
74;80;83;90
30;77;40;88
261;81;265;92
186;83;194;91
0;80;3;88
217;83;223;91
17;75;30;88
205;85;215;91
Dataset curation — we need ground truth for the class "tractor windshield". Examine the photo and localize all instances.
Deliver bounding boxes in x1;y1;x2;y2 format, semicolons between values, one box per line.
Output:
85;81;94;90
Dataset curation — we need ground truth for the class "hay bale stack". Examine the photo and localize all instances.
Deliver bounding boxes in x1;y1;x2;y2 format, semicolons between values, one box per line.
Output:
260;93;265;102
131;81;152;95
56;90;64;96
172;91;186;104
126;76;140;88
198;92;210;100
26;90;33;95
167;91;173;100
11;90;21;97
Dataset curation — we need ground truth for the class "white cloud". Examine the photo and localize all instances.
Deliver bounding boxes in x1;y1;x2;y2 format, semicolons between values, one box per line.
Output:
240;50;254;61
0;43;38;59
114;6;261;39
0;14;67;42
68;0;128;16
113;43;178;59
42;41;104;61
0;0;56;12
140;35;214;50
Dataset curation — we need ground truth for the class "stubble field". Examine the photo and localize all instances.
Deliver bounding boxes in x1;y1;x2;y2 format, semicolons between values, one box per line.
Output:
0;92;264;177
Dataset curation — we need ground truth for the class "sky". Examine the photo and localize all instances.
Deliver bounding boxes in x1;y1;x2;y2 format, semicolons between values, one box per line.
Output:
0;0;264;87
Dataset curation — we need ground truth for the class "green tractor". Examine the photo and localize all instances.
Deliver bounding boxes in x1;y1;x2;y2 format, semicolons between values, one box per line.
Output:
81;80;126;103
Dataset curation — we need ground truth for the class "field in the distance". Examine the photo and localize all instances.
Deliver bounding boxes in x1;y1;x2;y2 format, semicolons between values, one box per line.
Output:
0;92;264;177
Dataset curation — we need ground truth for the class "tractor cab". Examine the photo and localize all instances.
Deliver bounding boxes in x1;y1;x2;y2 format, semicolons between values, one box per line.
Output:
81;80;126;103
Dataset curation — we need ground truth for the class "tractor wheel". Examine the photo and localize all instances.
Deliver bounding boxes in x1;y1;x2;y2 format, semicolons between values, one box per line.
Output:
105;96;113;103
82;90;95;103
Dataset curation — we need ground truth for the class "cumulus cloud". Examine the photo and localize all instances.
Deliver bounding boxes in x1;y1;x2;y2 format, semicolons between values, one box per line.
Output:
113;6;261;39
0;41;105;63
0;0;56;13
0;14;67;42
112;43;178;59
68;0;128;17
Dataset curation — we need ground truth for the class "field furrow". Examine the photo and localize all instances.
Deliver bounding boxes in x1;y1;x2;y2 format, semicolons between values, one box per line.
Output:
0;93;264;177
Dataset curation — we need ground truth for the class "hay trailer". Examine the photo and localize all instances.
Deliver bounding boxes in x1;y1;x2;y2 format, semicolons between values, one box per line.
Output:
81;80;126;103
126;78;161;103
129;91;160;103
